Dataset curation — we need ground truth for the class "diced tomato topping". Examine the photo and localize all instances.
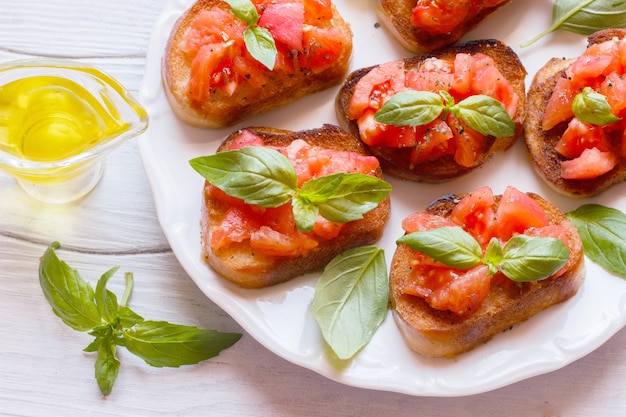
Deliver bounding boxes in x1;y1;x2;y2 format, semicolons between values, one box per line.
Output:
561;147;618;179
185;0;348;100
400;185;572;315
210;133;381;256
349;52;516;168
543;37;626;180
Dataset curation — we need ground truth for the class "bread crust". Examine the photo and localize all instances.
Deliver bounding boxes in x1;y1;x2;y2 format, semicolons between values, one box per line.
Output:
376;0;512;53
201;124;391;288
163;0;353;128
389;192;585;358
336;39;526;182
524;29;626;198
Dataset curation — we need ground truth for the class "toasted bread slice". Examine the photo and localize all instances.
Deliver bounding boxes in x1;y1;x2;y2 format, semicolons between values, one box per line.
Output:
336;39;526;182
201;124;391;288
376;0;512;53
389;191;585;358
525;29;626;198
163;0;353;128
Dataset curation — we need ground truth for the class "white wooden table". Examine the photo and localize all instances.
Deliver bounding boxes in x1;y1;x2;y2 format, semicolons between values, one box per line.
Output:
1;1;626;416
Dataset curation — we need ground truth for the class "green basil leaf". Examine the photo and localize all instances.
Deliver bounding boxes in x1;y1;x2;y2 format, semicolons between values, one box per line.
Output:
454;95;516;138
396;226;483;269
298;173;391;226
291;194;320;232
122;321;242;368
94;330;120;396
573;87;621;125
117;305;144;329
311;246;388;360
95;266;120;324
244;26;277;71
39;242;103;332
500;235;570;282
374;90;444;127
189;147;297;208
483;237;503;275
567;204;626;278
522;0;626;47
222;0;259;26
84;325;111;352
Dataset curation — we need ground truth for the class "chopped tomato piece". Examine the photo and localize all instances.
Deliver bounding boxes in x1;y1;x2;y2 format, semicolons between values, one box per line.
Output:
561;147;618;179
348;60;406;119
555;117;612;159
409;118;454;164
258;2;304;51
188;42;235;102
599;72;626;115
447;113;486;167
312;216;344;240
567;54;613;88
450;53;472;96
449;185;497;246
299;26;347;70
212;206;262;251
404;264;491;316
303;0;332;23
493;186;549;241
405;68;453;92
250;226;319;256
229;129;266;149
542;77;577;131
410;0;469;35
401;212;456;233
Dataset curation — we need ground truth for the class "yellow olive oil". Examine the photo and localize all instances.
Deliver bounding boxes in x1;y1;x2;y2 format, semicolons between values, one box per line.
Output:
0;75;129;162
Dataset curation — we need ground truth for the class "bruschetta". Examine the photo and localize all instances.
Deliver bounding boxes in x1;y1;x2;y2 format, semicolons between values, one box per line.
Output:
525;29;626;197
377;0;512;53
336;39;526;182
163;0;353;128
389;185;585;358
193;124;391;288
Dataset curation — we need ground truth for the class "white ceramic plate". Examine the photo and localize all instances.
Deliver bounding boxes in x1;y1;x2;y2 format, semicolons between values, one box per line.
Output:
138;0;626;397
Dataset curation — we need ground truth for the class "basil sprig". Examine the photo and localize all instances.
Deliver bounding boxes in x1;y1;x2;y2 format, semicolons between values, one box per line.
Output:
311;246;388;360
374;89;515;138
567;204;626;278
39;242;241;396
522;0;626;47
573;87;621;125
397;227;570;282
223;0;277;70
189;146;392;233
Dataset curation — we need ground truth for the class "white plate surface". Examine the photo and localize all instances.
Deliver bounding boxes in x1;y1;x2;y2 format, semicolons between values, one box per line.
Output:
138;0;626;397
